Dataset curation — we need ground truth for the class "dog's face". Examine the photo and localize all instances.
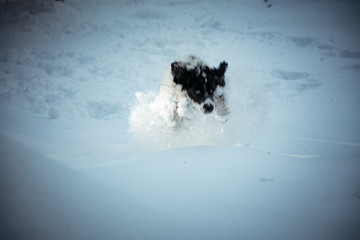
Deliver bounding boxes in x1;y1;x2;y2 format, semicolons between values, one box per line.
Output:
171;60;228;114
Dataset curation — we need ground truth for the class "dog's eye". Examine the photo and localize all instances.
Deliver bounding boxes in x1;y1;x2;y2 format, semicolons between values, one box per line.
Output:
208;88;214;94
195;89;201;95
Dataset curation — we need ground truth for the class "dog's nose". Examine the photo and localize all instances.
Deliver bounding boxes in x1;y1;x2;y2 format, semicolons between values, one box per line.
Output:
203;104;214;113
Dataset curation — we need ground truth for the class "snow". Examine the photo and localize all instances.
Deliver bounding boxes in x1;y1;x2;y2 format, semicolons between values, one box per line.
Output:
0;0;360;239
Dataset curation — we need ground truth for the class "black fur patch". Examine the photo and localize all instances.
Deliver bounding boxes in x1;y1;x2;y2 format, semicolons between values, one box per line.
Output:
171;59;228;108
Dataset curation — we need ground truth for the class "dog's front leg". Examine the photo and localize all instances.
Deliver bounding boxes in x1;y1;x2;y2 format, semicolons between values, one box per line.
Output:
215;95;229;122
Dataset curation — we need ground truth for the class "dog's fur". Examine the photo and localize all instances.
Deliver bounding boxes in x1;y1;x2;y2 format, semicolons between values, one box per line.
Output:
148;55;229;128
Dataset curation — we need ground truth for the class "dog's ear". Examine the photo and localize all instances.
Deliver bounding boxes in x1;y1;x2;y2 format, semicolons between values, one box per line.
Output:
171;61;191;87
171;61;184;84
216;61;228;86
219;61;228;74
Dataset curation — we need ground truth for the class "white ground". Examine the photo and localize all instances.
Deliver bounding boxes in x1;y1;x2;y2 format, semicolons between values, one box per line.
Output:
1;0;359;239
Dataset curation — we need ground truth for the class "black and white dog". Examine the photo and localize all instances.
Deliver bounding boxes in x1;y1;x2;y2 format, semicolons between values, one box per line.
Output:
129;55;230;149
130;55;229;136
153;55;229;127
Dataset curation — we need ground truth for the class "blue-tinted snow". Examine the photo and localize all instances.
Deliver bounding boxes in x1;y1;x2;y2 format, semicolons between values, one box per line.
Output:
0;0;359;239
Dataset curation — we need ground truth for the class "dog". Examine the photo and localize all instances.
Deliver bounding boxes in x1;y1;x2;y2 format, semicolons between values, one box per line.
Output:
151;55;229;128
129;55;230;150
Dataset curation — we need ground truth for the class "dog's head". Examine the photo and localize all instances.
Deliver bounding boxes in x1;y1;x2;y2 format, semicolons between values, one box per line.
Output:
171;59;228;114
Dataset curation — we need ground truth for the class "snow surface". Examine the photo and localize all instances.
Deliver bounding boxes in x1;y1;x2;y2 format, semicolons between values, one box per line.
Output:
1;0;360;239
